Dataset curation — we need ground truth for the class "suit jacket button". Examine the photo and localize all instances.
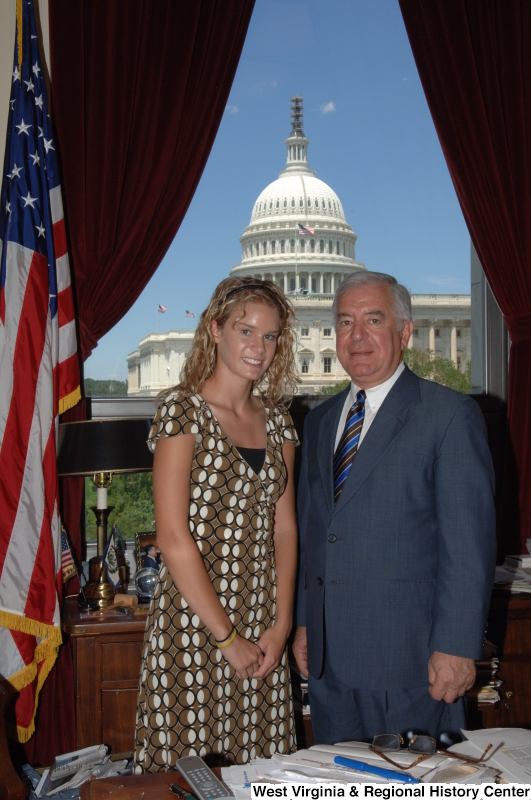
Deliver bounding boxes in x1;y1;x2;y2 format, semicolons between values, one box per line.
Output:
328;534;337;543
317;577;323;586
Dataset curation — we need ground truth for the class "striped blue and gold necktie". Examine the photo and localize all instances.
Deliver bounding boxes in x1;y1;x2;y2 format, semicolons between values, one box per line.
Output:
333;390;366;503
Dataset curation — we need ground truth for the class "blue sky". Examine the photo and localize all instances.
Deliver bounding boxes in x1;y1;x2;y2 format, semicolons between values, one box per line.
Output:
85;0;471;381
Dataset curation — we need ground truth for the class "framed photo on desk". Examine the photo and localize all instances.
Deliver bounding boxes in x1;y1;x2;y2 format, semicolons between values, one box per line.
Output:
135;531;160;571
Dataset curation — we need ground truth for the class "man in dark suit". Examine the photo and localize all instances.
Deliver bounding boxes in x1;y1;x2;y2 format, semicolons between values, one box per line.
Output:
293;271;496;744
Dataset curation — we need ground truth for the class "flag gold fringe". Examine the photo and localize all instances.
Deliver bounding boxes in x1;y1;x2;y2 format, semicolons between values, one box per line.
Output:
0;609;62;743
59;384;82;416
16;0;23;76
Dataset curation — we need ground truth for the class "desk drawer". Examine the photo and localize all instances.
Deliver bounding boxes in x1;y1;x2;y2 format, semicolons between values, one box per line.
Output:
102;640;143;683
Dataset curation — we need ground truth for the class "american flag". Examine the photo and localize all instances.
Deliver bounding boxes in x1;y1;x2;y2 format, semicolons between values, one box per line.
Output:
298;223;315;236
186;310;195;318
158;304;167;313
61;528;76;584
0;0;80;741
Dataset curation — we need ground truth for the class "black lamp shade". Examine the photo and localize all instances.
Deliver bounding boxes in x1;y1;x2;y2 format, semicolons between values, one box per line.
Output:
57;419;153;476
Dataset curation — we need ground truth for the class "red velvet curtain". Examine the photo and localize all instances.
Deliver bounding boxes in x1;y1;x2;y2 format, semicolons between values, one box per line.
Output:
49;0;255;361
26;0;254;764
398;0;531;555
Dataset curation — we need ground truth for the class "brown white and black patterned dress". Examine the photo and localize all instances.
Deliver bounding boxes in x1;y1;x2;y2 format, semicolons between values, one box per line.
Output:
134;392;297;771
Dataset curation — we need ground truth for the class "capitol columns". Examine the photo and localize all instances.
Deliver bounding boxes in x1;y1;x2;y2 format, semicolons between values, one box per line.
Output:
429;320;436;354
451;324;457;365
320;273;324;294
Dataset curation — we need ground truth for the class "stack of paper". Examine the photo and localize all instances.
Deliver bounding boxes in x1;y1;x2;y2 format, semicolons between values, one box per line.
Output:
494;564;531;593
468;658;501;705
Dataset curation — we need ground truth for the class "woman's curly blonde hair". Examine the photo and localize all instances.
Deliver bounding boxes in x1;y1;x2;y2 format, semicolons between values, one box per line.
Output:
165;277;299;407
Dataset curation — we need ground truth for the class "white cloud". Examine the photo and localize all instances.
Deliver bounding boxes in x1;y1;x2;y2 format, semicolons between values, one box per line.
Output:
320;101;336;114
225;104;239;114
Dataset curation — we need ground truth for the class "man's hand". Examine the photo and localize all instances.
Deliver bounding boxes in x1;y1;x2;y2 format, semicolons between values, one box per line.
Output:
428;651;475;703
292;626;308;678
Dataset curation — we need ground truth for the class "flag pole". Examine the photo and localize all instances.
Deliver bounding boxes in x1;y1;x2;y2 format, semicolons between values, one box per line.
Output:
157;308;159;334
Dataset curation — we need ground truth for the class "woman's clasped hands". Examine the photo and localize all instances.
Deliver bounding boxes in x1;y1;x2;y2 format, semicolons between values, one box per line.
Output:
222;624;290;681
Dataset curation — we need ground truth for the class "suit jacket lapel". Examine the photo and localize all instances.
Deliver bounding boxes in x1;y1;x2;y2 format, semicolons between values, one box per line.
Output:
332;367;421;517
318;387;349;516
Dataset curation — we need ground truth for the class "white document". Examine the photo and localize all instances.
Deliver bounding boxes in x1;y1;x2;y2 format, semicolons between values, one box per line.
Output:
450;727;531;783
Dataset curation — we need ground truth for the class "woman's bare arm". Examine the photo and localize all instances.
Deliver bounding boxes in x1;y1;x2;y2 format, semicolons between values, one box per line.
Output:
153;434;263;678
254;441;298;679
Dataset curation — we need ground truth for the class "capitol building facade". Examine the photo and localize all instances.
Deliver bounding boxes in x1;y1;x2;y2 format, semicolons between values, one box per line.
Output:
127;99;470;396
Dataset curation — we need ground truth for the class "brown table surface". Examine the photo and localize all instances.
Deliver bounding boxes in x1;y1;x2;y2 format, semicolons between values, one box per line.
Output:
80;768;224;800
62;595;150;635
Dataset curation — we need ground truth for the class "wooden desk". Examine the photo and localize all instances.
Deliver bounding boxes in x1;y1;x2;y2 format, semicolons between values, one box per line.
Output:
63;597;148;754
477;590;531;728
79;768;223;800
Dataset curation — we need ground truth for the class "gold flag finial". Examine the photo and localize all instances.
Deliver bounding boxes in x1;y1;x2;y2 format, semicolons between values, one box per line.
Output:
16;0;23;76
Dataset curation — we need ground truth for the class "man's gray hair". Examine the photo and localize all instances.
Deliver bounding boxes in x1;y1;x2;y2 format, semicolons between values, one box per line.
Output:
332;270;412;331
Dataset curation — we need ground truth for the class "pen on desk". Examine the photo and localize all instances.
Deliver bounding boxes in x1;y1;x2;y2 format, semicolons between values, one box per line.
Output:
169;783;197;800
333;756;420;784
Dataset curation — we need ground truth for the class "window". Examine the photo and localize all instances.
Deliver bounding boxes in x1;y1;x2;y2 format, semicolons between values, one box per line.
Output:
301;358;309;374
315;199;319;209
311;277;317;292
271;241;276;254
320;240;324;253
435;329;440;337
328;200;332;209
323;328;332;337
457;357;462;369
308;198;312;207
291;197;295;208
276;199;280;209
269;200;272;210
328;240;333;254
281;240;285;253
290;239;295;253
300;277;307;290
300;239;305;252
301;327;309;337
457;329;462;337
263;241;267;254
413;328;419;337
310;239;315;253
335;241;340;255
283;198;287;208
343;242;346;255
290;277;296;291
299;197;304;208
324;357;332;373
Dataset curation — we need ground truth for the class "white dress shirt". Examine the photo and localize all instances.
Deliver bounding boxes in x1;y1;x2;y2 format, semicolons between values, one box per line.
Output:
334;361;405;453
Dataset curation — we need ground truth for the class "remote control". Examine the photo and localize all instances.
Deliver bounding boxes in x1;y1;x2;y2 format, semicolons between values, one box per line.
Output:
176;756;234;800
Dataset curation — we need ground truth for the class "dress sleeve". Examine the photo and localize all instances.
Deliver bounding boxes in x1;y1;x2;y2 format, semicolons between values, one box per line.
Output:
275;407;299;446
147;393;201;453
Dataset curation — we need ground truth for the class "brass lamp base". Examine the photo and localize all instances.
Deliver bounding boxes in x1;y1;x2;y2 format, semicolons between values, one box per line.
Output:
85;556;116;608
84;496;116;608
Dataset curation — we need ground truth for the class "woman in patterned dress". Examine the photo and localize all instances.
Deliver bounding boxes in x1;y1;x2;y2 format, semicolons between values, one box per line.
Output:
135;277;299;770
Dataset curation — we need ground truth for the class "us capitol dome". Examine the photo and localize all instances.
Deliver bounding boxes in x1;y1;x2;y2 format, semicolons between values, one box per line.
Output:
128;98;471;395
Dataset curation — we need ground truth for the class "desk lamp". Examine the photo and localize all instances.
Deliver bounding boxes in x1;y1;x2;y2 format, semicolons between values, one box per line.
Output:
57;419;153;607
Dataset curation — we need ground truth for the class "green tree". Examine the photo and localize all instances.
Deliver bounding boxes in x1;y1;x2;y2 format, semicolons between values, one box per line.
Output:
84;378;128;396
85;472;154;540
316;379;350;396
403;348;471;393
